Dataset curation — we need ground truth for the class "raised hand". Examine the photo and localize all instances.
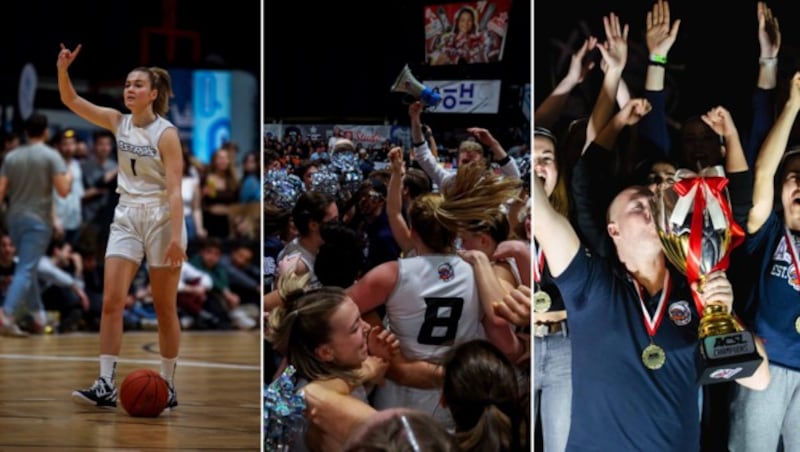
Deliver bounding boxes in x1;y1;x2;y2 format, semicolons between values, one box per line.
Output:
408;101;423;121
597;12;629;73
701;106;737;139
57;43;82;71
646;0;681;58
617;98;652;126
466;127;499;148
758;2;780;59
388;147;405;176
367;325;400;361
565;37;598;85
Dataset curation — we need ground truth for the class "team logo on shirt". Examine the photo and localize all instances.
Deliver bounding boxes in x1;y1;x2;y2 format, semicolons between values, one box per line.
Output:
789;267;800;291
437;263;454;282
668;300;692;326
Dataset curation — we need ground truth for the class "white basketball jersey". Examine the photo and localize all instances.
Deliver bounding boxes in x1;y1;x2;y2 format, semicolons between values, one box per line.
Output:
115;115;176;197
373;254;485;426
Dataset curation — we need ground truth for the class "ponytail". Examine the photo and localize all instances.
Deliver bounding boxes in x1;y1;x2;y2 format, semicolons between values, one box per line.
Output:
456;404;514;452
148;67;173;116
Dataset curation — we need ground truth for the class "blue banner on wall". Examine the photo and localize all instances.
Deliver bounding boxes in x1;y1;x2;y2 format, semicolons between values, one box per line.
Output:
192;70;231;165
168;68;193;146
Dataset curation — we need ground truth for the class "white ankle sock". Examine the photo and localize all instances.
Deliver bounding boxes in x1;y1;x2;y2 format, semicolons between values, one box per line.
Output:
161;357;178;386
99;355;117;383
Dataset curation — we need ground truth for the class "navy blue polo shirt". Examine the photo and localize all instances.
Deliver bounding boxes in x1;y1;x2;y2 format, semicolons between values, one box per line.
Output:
535;240;565;312
554;246;701;451
746;212;800;371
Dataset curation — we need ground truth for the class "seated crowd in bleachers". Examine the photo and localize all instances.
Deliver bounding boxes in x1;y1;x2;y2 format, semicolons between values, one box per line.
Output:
0;121;260;335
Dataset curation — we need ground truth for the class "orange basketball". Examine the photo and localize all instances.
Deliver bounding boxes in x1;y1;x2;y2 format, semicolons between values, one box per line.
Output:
119;369;169;417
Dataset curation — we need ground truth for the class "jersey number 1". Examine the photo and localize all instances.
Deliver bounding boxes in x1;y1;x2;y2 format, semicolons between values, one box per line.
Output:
130;159;137;176
417;297;464;345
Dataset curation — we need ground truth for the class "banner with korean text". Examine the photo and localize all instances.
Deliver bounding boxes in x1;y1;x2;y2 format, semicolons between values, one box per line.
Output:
424;80;502;114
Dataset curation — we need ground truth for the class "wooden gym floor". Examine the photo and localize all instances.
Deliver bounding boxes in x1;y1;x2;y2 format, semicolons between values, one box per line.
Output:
0;330;261;451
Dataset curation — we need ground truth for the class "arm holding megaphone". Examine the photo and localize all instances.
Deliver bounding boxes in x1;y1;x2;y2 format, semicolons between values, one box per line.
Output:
422;124;438;159
409;102;449;189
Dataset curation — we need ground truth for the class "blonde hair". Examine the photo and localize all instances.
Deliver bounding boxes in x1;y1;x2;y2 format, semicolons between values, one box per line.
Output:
459;140;484;155
437;162;522;235
409;193;452;252
266;273;360;386
130;66;173;116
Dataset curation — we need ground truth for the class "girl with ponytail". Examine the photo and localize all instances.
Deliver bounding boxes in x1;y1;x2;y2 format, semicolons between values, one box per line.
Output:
267;272;398;452
442;339;527;451
58;44;186;410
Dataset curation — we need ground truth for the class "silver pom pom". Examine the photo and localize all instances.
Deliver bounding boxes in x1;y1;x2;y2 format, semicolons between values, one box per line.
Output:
264;169;303;210
316;151;364;200
310;170;340;197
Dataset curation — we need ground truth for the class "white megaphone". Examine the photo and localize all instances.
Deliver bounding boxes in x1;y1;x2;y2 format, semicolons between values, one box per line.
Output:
390;64;442;107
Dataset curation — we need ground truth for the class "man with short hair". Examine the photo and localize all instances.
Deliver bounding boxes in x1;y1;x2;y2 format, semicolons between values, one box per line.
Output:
533;175;771;450
0;112;72;336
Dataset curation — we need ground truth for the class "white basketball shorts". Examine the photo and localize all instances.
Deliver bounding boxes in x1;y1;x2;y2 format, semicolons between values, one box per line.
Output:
105;196;187;267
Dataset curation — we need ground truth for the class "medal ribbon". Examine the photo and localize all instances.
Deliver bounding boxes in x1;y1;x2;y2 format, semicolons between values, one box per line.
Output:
673;176;744;317
783;227;800;291
631;271;671;338
533;242;545;284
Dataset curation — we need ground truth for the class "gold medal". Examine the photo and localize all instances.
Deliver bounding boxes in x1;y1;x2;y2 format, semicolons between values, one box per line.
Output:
795;316;800;335
642;343;666;370
534;290;552;313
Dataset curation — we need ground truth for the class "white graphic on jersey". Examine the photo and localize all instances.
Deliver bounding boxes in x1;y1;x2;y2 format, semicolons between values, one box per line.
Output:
771;234;800;291
118;140;157;157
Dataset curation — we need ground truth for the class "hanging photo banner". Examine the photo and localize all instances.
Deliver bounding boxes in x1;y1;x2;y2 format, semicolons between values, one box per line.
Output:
424;0;512;66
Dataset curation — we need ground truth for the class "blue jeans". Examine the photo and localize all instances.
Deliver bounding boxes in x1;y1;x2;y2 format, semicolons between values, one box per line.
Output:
4;215;51;320
185;214;197;243
729;364;800;452
534;333;572;452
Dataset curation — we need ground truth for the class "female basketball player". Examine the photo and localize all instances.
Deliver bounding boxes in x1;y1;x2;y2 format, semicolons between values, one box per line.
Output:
57;44;187;409
347;162;524;427
267;274;397;452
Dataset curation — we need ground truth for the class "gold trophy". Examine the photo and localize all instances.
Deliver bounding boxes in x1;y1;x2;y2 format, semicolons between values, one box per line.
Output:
650;166;762;384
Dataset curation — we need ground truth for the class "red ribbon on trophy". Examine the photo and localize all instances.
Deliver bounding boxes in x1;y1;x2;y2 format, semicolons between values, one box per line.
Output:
671;175;744;317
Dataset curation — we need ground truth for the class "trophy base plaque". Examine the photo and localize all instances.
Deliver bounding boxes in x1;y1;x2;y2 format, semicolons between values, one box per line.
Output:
695;330;762;385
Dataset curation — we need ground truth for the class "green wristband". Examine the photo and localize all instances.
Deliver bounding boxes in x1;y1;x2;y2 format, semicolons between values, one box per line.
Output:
650;54;667;65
